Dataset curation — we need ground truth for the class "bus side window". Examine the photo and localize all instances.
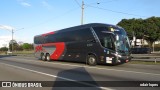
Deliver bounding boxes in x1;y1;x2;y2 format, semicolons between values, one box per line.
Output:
103;35;115;50
104;37;110;48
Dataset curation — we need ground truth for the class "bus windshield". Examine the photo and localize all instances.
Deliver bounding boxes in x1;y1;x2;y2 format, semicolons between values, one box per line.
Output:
93;26;130;53
115;34;130;53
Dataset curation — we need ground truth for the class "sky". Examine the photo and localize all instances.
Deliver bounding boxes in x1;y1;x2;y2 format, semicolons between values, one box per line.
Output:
0;0;160;47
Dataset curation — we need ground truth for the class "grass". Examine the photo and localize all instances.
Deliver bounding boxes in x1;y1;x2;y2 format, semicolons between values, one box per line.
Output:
128;60;160;65
13;50;34;54
0;51;6;55
0;50;34;56
12;50;34;57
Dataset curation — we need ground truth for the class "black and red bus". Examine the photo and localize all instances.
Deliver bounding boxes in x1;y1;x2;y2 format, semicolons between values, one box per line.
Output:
34;23;131;65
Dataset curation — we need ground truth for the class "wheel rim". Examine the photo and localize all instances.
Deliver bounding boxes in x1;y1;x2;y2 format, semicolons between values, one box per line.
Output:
46;55;50;61
89;57;95;65
42;55;45;60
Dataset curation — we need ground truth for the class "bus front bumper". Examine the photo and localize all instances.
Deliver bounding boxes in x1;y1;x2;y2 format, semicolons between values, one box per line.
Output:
118;56;132;63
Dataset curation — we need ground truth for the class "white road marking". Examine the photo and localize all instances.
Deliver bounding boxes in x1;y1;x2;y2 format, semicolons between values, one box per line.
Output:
2;57;160;76
0;62;114;90
48;62;160;76
22;59;160;76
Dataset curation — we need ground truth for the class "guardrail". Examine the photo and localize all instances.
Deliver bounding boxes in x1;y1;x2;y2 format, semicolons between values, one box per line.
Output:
131;54;160;63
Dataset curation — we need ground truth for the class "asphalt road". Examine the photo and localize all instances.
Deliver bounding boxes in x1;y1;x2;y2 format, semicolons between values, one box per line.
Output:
0;55;160;90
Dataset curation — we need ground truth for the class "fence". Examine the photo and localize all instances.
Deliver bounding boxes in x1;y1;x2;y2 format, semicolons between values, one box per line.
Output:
131;54;160;64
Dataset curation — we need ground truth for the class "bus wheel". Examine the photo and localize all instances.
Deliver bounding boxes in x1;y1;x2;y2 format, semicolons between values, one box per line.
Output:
40;53;44;60
42;54;46;61
46;54;51;62
87;55;97;66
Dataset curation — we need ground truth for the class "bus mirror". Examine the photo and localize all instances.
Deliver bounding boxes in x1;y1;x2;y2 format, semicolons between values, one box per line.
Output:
116;35;119;41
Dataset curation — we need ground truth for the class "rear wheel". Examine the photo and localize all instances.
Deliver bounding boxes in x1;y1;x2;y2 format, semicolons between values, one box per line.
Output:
42;54;46;61
46;54;51;62
87;55;97;66
40;53;43;60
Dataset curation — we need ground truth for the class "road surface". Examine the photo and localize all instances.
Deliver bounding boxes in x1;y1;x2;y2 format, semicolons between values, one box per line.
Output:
0;55;160;90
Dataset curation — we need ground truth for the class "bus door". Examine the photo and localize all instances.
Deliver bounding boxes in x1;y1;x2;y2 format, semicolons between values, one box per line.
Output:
91;27;116;64
85;28;102;59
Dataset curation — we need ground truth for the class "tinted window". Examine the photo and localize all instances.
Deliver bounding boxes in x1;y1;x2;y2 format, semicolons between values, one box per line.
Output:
93;27;110;36
93;26;126;36
99;33;115;49
67;28;93;41
93;27;115;50
34;36;45;44
46;28;93;43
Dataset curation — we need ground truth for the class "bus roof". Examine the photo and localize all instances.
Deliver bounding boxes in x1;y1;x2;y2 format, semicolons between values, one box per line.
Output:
35;23;122;37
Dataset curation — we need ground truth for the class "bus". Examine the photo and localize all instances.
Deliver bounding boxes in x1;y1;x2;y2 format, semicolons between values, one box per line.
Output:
34;23;131;65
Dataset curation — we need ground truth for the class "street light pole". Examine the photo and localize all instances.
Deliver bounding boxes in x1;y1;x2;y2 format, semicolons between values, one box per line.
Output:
80;1;100;25
10;28;24;53
81;0;84;25
11;29;14;52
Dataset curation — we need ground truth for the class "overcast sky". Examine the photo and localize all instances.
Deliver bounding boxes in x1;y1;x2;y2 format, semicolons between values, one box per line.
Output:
0;0;160;47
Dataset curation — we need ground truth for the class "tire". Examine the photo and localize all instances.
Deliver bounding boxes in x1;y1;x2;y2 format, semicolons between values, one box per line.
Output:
87;55;97;66
40;53;44;60
42;54;46;61
46;54;51;62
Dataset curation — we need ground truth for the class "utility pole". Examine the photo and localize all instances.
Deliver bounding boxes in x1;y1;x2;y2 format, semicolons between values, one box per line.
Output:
11;29;14;53
81;0;84;25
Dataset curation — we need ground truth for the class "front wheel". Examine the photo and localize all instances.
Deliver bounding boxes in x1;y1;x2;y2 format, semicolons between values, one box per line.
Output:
87;55;97;66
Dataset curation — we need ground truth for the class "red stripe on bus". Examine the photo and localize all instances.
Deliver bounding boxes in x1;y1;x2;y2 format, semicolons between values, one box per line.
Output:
42;31;54;37
50;42;65;60
35;42;65;60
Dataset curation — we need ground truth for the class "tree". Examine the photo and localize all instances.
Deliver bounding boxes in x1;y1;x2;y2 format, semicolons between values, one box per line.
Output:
0;47;8;51
16;45;23;51
22;43;34;50
117;17;160;48
117;18;144;39
143;17;160;47
9;40;19;51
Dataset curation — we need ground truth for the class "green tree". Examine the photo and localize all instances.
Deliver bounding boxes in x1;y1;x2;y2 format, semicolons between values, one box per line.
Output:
17;45;23;51
9;40;19;51
22;43;34;50
143;17;160;47
117;18;144;39
0;47;8;51
117;17;160;48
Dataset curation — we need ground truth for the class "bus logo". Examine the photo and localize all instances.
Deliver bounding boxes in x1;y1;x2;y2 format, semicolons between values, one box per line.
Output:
2;82;11;87
35;45;43;52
